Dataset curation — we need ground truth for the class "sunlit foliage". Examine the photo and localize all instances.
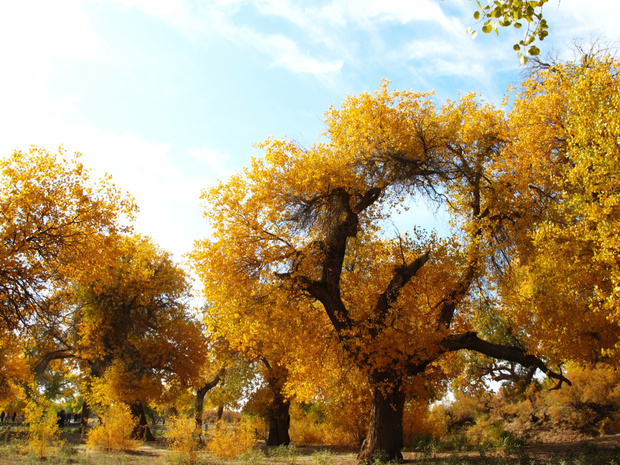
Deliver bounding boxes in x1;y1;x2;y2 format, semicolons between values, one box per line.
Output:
495;56;620;364
86;402;139;452
470;0;550;63
0;146;135;333
192;77;575;461
23;394;63;459
207;418;259;459
165;414;199;462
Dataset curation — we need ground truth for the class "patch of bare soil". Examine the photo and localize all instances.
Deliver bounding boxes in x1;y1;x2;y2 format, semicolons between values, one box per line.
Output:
403;434;620;463
522;433;620;461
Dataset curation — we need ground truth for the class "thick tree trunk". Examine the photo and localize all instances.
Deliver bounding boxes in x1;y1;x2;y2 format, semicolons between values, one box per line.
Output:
266;396;291;446
264;361;291;446
358;375;405;463
129;402;155;441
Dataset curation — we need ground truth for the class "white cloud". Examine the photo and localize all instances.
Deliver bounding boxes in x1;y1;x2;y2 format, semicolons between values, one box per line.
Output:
242;0;453;33
105;0;188;24
275;54;343;74
389;33;495;82
0;1;216;262
0;1;103;63
352;0;451;26
395;39;454;61
65;130;207;261
541;0;620;59
188;147;231;179
90;0;620;91
0;0;103;113
203;14;344;79
259;34;343;74
91;0;472;85
205;1;473;82
0;105;206;261
244;0;308;27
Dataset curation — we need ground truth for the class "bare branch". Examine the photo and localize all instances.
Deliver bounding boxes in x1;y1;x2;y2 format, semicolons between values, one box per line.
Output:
442;332;571;387
33;349;76;379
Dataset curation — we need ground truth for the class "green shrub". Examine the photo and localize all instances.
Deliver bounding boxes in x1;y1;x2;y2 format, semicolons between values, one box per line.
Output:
312;449;336;465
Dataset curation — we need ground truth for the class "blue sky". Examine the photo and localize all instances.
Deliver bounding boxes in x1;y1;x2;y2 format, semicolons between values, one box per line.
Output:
1;0;619;262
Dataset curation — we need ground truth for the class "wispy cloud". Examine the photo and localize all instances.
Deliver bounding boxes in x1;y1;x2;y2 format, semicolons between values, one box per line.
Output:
106;0;188;24
188;147;232;180
100;0;473;82
253;33;344;74
344;0;453;27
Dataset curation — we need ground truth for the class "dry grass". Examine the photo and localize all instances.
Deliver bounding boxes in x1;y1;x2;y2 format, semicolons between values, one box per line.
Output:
0;431;618;465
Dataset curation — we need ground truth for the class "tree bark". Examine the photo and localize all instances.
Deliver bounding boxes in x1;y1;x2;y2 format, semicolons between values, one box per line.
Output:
441;331;571;388
129;402;155;441
264;361;291;446
266;396;291;446
358;374;405;463
80;400;90;441
195;368;225;430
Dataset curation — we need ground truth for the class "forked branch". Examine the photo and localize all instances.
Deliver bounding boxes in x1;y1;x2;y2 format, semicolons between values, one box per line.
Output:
442;331;571;388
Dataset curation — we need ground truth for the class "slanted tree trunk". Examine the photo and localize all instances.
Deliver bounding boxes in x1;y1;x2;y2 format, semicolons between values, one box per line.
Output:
216;405;224;421
195;368;225;431
80;400;90;441
195;386;209;430
129;402;155;441
358;373;405;463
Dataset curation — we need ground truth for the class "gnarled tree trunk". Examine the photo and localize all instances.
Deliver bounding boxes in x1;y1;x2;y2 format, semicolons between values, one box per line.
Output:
129;402;155;441
264;361;291;446
266;395;291;446
195;368;225;431
358;374;405;463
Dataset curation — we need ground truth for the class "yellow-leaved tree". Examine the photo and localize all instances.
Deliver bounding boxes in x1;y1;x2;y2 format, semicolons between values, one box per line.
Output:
73;235;210;440
192;81;575;461
192;215;362;446
0;147;135;333
29;234;210;441
491;55;620;364
0;146;135;407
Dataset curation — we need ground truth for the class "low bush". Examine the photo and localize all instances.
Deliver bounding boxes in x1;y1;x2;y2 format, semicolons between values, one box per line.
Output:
23;396;63;459
206;417;258;459
87;403;138;452
165;414;199;463
270;444;299;464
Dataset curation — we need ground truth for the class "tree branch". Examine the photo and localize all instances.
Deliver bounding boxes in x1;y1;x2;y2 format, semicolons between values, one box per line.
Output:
197;367;226;397
442;332;571;388
33;349;76;379
434;263;477;329
371;251;431;333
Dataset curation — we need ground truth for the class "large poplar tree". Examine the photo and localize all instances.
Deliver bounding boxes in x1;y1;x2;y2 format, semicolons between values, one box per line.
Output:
192;55;619;460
